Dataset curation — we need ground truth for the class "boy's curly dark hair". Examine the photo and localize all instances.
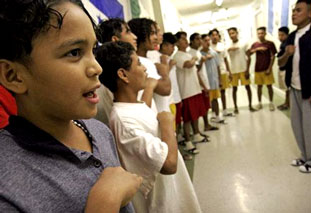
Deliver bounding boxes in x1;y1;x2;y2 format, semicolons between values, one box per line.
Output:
97;18;126;43
96;41;135;93
0;0;96;64
128;18;156;48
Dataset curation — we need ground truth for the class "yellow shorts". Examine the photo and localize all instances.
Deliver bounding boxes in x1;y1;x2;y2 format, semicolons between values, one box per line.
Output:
209;89;221;101
231;72;251;87
255;71;274;85
220;73;230;90
169;103;176;130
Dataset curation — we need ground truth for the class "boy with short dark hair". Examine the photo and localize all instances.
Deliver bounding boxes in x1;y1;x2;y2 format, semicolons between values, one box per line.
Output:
0;0;142;212
276;26;290;110
94;18;138;125
249;26;277;111
96;41;202;213
278;0;311;173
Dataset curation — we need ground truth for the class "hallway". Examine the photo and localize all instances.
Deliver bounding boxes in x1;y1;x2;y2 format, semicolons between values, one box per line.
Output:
192;88;311;213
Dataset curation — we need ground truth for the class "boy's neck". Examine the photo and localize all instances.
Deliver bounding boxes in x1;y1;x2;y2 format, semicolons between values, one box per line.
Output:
201;47;209;52
190;45;198;50
178;48;186;52
114;88;139;103
297;20;311;30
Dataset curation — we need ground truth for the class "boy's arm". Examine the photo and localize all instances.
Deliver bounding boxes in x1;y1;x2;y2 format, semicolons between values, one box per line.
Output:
183;56;198;68
266;50;275;75
157;112;178;174
278;45;295;67
154;62;171;96
141;78;158;108
85;167;142;213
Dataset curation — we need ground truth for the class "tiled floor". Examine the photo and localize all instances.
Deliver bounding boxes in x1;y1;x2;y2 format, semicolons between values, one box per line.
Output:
191;86;311;213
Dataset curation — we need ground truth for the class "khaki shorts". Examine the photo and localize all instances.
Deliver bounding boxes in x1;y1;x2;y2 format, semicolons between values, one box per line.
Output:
209;89;221;101
231;72;251;87
255;71;274;85
220;73;230;90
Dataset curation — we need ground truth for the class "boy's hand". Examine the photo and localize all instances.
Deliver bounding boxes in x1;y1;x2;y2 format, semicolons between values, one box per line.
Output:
157;111;174;125
244;71;250;79
206;54;213;59
256;47;268;52
85;167;142;212
160;55;169;65
155;63;169;77
169;59;177;67
145;78;158;90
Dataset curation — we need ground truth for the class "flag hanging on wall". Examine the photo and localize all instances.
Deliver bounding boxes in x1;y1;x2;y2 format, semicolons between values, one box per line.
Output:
90;0;124;19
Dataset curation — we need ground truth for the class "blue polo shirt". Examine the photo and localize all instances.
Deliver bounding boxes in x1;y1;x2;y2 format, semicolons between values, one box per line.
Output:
0;116;135;213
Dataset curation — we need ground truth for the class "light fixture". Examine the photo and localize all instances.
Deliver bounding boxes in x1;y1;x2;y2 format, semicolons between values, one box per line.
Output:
215;0;223;7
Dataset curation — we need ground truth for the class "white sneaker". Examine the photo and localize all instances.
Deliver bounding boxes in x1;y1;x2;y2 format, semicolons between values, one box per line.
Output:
183;141;200;154
269;103;275;111
192;133;205;142
299;163;311;173
257;103;263;110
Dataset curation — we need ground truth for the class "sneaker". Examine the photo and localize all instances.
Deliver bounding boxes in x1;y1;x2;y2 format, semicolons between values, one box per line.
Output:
223;112;235;117
234;108;239;114
249;106;257;112
299;163;311;173
182;154;193;161
291;158;305;166
256;103;263;110
192;133;206;142
183;141;199;154
269;103;275;111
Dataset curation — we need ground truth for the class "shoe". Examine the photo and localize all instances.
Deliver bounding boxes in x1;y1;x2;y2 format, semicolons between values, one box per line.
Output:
223;112;235;117
214;117;226;124
269;103;275;111
277;104;289;111
299;163;311;173
234;108;239;114
256;103;263;110
205;125;219;131
193;133;210;143
183;141;199;154
182;154;193;161
249;106;257;112
291;158;305;166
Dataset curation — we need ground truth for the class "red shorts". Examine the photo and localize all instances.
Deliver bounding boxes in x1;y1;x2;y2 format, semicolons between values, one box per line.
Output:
182;94;206;123
175;102;182;125
201;91;210;112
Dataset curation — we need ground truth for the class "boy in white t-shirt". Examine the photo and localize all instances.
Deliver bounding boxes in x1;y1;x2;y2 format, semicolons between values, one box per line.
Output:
226;27;256;113
128;18;171;113
173;31;207;153
95;18;138;125
209;29;234;117
96;41;202;212
189;33;219;135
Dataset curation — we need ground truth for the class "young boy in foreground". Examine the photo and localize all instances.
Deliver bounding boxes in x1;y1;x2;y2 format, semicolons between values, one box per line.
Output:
0;0;141;212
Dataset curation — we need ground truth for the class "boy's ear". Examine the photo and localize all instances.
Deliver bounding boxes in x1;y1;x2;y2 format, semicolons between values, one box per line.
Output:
0;60;28;94
117;68;129;83
111;36;120;42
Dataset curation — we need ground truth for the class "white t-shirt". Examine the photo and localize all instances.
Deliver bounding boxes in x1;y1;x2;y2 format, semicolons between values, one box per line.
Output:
173;50;202;99
138;56;160;113
110;102;202;213
226;40;249;74
211;42;228;74
188;48;210;90
147;51;174;112
292;23;311;90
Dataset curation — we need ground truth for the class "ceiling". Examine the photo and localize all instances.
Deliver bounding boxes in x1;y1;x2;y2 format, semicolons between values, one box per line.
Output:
170;0;257;27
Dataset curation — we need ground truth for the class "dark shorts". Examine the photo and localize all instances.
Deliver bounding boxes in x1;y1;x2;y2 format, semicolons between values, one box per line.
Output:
182;93;206;123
